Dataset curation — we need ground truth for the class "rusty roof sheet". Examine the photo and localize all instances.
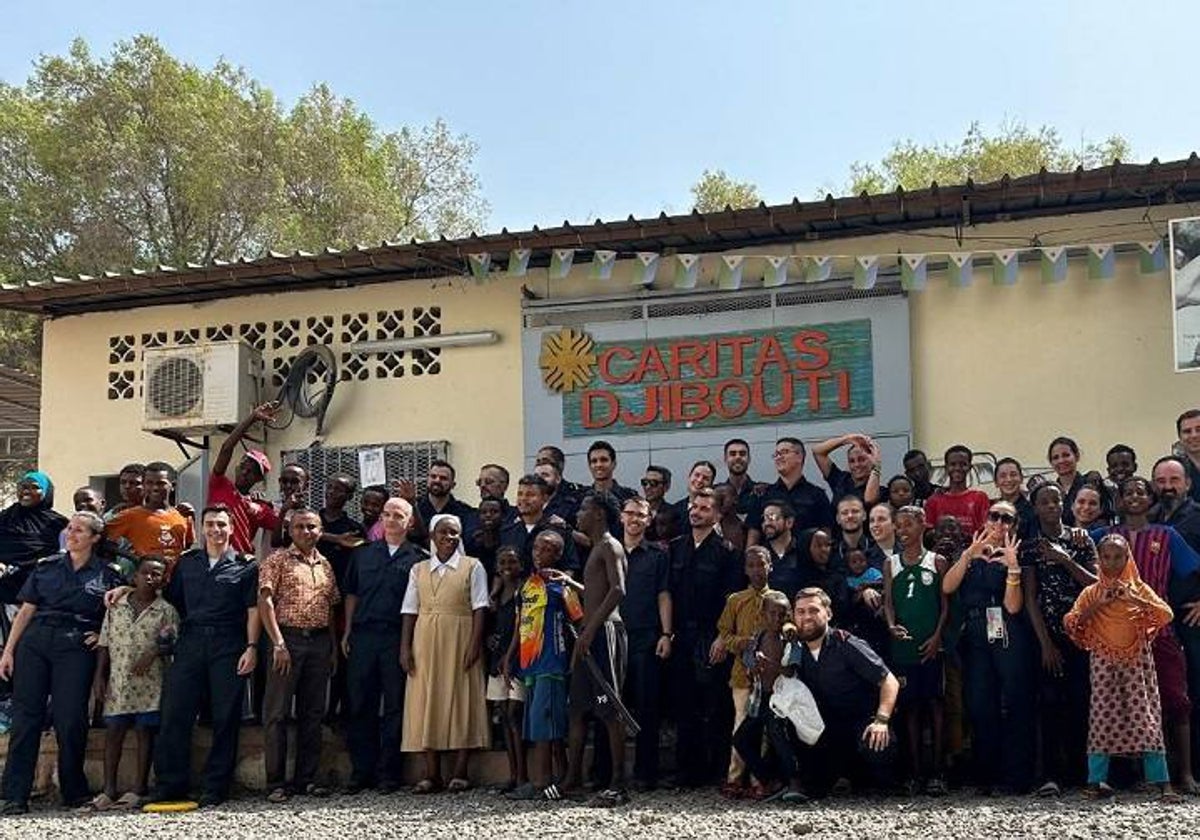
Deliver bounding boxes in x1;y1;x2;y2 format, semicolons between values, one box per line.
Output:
2;156;1198;316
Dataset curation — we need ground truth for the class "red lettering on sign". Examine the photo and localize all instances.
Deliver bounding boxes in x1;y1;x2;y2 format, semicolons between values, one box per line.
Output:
750;374;792;417
621;385;661;426
835;369;851;410
671;339;717;380
634;346;670;383
713;379;751;419
794;371;830;411
718;335;757;376
674;382;711;422
598;347;636;384
752;335;790;376
790;330;830;370
581;390;619;428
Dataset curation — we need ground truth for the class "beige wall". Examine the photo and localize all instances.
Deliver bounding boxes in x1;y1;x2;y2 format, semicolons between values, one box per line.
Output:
38;202;1195;497
40;277;525;502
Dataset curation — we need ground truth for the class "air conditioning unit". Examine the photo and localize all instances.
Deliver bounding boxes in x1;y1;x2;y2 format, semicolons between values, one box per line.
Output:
142;341;264;433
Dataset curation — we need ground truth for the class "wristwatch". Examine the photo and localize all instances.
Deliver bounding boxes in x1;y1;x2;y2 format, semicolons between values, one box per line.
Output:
872;713;890;725
661;632;675;641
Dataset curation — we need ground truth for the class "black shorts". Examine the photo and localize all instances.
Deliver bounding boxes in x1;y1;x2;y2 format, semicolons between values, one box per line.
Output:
895;658;945;704
569;621;628;719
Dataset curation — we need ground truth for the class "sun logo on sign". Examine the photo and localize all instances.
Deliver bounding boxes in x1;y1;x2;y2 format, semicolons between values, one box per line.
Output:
539;327;597;393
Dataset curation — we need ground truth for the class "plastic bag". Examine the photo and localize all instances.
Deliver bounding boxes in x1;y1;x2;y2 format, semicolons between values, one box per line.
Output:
769;674;825;745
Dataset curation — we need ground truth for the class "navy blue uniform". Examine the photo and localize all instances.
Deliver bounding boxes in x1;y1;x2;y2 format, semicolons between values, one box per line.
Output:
2;552;124;807
957;555;1036;793
153;547;258;802
622;540;670;785
666;530;742;785
343;539;423;788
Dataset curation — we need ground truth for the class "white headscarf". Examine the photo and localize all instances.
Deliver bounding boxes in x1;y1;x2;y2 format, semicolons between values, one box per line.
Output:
428;513;464;566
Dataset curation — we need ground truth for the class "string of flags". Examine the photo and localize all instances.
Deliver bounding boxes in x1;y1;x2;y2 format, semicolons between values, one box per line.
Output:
464;239;1168;291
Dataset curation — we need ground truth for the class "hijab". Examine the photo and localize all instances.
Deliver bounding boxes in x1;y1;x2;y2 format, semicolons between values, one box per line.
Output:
428;513;464;566
1064;535;1173;663
0;470;68;567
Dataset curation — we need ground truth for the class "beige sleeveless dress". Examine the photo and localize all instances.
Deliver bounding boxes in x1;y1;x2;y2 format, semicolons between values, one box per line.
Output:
401;556;489;751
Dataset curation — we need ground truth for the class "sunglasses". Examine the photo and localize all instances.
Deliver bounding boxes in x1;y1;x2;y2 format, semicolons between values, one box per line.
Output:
987;511;1016;525
641;478;663;487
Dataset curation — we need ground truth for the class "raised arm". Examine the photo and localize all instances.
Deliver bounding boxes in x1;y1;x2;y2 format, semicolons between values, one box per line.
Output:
213;402;278;477
812;434;852;480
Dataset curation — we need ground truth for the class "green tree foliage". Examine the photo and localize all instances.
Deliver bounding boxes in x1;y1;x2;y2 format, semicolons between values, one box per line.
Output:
847;120;1133;195
690;169;762;212
0;36;488;372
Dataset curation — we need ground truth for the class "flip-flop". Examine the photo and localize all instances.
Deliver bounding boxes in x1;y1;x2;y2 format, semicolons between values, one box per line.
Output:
267;787;289;803
780;790;809;804
113;792;144;810
446;777;471;793
76;793;116;813
412;778;443;795
586;788;629;808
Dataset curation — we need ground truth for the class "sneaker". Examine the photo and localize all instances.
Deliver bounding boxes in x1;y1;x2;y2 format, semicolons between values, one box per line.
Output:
1036;781;1061;798
0;800;28;816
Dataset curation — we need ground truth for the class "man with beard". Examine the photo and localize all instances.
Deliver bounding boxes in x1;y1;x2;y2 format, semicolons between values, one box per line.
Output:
785;587;899;798
746;438;834;547
1153;456;1200;763
716;439;759;519
813;434;883;507
831;496;875;572
535;461;580;526
762;503;803;602
400;461;478;546
666;488;742;786
536;445;589;501
500;475;578;573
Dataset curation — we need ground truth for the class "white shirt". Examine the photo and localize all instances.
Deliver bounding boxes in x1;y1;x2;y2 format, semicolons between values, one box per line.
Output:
400;552;490;615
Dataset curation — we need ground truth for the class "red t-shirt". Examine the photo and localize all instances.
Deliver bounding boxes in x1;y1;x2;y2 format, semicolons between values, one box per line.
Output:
924;489;991;535
207;473;279;555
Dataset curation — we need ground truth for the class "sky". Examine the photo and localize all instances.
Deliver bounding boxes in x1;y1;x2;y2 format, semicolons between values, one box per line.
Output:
1;1;1194;233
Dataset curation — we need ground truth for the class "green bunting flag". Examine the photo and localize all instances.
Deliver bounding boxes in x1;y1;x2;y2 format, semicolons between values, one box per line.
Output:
717;255;745;290
1040;247;1068;284
590;250;617;280
1088;244;1115;280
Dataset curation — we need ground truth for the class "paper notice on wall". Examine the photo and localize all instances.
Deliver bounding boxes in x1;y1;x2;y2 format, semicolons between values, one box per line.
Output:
358;446;387;487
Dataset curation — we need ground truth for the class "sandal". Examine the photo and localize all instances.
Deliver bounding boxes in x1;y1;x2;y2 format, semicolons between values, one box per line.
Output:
412;778;443;795
267;787;289;803
301;783;331;798
1084;782;1116;799
76;792;116;813
446;777;471;793
780;790;809;804
1036;781;1061;798
113;792;144;810
586;787;629;808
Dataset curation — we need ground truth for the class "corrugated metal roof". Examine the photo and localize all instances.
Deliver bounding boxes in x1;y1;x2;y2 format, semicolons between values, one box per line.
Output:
2;155;1197;316
0;365;40;433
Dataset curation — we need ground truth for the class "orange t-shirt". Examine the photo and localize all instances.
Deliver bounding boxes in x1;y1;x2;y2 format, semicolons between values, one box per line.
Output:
106;506;196;576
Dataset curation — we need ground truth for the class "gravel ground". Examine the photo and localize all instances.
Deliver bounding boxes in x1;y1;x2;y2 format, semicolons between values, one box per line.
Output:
2;787;1198;839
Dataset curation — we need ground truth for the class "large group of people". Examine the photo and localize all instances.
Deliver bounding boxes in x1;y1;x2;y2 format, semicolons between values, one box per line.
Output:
4;399;1200;814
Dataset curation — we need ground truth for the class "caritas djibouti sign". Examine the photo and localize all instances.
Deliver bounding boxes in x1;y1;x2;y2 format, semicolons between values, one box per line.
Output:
539;319;875;437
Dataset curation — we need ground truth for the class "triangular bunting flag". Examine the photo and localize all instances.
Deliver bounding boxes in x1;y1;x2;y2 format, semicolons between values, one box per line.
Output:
674;254;701;289
762;256;789;287
1139;241;1166;274
549;249;575;279
803;255;834;284
632;253;659;287
899;254;927;291
946;252;974;287
466;253;491;281
1088;244;1115;280
590;250;617;280
992;250;1020;286
853;256;879;290
1040;247;1068;284
717;255;745;290
507;249;531;277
